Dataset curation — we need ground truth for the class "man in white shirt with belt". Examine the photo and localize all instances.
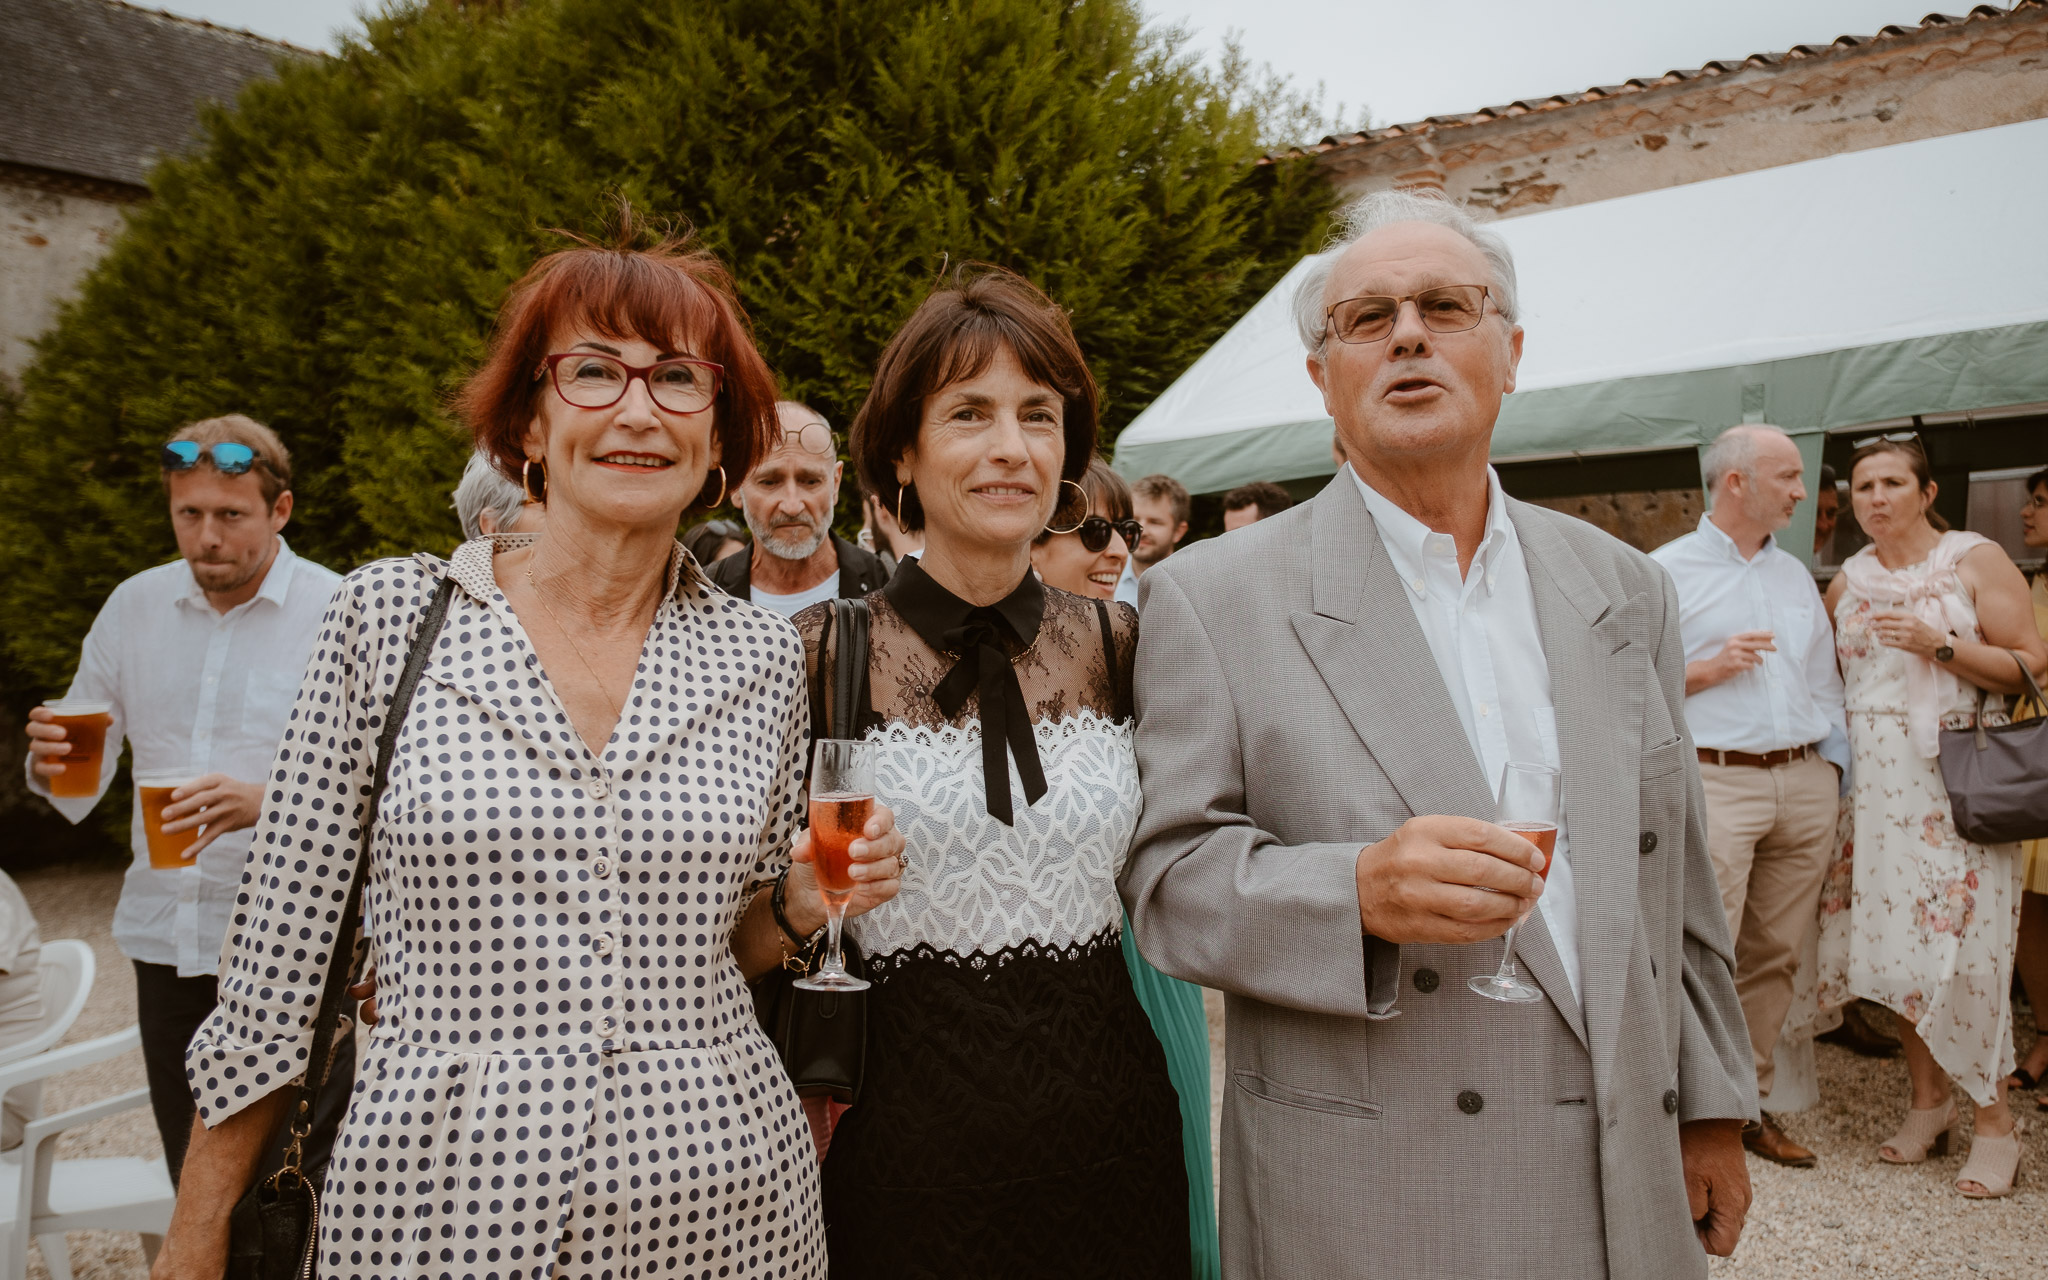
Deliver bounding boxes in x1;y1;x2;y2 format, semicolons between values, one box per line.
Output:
1651;423;1848;1169
23;414;340;1182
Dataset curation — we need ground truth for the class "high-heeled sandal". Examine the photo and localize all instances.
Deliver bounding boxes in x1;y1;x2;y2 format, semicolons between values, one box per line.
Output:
2006;1064;2048;1111
1879;1101;1960;1163
1956;1118;2025;1198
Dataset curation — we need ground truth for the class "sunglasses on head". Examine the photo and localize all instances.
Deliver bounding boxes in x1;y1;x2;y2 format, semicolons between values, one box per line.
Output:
1850;430;1921;451
161;441;258;474
1068;515;1141;554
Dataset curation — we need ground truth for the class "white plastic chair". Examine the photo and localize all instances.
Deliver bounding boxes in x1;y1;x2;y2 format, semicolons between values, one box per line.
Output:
0;940;172;1280
0;938;95;1279
0;940;95;1070
0;1027;171;1280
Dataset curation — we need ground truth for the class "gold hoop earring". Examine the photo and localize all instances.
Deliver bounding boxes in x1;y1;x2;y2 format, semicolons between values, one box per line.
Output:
1042;479;1089;535
705;466;727;508
522;458;547;505
895;482;911;527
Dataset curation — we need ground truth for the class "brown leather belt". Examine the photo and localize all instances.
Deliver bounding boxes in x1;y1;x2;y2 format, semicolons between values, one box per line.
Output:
1697;744;1814;769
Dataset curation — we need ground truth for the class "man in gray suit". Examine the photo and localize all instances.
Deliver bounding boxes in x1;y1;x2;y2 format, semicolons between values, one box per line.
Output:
1125;189;1757;1278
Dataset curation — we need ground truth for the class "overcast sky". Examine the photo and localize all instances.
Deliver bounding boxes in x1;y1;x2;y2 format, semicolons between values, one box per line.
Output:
164;0;1934;130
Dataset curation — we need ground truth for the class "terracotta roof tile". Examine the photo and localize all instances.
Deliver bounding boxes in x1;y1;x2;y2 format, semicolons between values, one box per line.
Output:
1267;1;2037;162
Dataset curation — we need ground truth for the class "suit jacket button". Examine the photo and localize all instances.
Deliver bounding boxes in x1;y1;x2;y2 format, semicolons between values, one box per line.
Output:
1458;1090;1484;1115
1639;831;1659;855
1413;967;1440;993
1663;1089;1679;1114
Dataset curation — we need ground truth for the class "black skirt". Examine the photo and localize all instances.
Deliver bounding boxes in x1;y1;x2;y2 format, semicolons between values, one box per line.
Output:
821;930;1191;1279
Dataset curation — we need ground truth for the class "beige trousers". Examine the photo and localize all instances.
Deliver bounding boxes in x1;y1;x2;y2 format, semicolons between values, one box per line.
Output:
1700;751;1839;1094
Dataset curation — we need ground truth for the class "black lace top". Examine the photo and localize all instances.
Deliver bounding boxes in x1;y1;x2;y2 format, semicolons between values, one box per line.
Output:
791;574;1186;1279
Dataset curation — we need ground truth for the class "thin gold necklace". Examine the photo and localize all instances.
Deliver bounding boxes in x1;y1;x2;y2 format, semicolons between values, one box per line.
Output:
523;563;632;724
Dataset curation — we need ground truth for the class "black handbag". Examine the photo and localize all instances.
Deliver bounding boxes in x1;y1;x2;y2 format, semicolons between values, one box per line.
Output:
1938;647;2048;845
747;596;871;1105
225;575;456;1280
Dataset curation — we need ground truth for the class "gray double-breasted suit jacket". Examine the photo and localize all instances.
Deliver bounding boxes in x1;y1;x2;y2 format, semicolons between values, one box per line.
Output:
1124;473;1758;1279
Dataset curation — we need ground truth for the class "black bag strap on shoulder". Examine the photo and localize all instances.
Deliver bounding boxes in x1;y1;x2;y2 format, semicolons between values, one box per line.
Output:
830;597;871;739
278;574;456;1170
1093;598;1124;720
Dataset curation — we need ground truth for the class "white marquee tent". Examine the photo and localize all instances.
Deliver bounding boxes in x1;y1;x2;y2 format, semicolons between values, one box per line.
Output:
1112;116;2048;498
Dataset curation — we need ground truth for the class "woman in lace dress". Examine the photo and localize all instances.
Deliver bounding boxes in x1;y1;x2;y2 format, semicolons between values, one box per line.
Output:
799;267;1189;1277
1820;437;2047;1198
160;227;906;1280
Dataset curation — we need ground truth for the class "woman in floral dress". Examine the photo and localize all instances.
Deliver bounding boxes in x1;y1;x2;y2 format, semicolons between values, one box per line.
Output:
1821;437;2047;1198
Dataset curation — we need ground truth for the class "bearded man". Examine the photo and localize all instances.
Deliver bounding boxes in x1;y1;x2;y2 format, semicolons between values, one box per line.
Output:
710;401;889;615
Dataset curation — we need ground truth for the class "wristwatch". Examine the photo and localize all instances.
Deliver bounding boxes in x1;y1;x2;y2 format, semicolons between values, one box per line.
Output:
1934;644;1955;663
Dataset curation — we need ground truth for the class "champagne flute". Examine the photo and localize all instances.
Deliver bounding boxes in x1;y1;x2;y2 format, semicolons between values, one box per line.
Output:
1468;761;1560;1004
793;739;876;993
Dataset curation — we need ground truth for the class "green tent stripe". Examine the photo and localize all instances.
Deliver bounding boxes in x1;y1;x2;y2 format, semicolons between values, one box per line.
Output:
1114;319;2048;494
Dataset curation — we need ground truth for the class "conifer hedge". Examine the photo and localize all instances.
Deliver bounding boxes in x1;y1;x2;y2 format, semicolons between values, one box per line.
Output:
0;0;1332;698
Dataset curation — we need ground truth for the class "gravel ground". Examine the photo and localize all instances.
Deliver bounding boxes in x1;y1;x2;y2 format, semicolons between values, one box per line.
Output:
17;870;2044;1278
1202;989;2047;1279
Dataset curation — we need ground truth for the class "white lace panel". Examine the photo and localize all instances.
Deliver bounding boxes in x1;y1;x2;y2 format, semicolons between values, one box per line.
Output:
846;710;1141;962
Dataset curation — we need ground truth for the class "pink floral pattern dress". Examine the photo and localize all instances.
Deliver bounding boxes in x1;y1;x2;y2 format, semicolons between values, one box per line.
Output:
1817;536;2022;1104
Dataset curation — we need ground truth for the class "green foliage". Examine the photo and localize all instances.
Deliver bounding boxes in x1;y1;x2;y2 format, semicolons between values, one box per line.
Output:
0;0;1333;698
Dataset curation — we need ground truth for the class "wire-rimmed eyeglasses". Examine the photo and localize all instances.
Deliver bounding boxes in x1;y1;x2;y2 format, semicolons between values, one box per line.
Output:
537;352;723;415
776;420;836;457
1325;285;1492;345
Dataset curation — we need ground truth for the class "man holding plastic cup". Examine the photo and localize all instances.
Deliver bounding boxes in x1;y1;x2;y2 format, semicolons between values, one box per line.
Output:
23;415;340;1183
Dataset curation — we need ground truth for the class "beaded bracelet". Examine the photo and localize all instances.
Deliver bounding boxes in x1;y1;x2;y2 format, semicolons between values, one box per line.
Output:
771;870;826;972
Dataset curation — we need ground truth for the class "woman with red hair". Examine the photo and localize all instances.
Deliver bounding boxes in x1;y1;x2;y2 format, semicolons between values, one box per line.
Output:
157;223;905;1280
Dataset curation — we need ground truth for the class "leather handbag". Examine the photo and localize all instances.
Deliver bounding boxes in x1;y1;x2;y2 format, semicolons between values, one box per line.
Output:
225;575;456;1280
747;596;870;1104
1938;648;2048;845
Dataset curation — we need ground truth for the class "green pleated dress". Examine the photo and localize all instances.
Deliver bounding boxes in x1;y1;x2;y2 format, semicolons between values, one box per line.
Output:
1121;915;1220;1280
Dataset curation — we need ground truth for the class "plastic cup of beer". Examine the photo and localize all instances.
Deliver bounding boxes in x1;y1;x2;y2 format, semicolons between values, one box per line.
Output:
136;771;202;869
40;700;113;799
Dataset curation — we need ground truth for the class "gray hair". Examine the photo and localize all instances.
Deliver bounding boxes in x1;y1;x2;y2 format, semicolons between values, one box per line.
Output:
1293;189;1521;358
1700;424;1792;496
452;449;528;540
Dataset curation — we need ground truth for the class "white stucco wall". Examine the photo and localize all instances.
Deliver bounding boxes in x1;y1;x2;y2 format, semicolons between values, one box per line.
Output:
0;177;134;385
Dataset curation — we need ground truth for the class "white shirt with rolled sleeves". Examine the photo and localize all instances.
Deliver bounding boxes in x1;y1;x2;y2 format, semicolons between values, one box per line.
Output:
1349;464;1581;1003
1649;515;1849;773
24;540;341;976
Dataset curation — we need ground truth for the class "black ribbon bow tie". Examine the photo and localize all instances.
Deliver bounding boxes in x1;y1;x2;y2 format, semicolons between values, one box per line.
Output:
933;609;1049;825
883;560;1049;825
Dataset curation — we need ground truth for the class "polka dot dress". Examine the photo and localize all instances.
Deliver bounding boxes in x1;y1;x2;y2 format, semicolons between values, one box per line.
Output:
188;538;826;1280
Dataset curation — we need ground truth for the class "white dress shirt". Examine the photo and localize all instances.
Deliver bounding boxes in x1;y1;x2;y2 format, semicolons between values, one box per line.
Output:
1113;558;1140;607
1352;466;1581;1002
26;540;341;976
1649;515;1849;773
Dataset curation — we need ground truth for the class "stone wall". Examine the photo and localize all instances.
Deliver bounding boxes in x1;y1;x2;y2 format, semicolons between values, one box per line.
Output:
1290;5;2048;219
0;168;138;386
1525;488;1705;555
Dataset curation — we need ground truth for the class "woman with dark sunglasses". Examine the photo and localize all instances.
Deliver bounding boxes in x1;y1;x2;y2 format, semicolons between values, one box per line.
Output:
1031;456;1220;1278
1030;457;1141;601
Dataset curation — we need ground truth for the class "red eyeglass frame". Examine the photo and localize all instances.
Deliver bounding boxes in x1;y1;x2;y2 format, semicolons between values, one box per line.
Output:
535;352;726;415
